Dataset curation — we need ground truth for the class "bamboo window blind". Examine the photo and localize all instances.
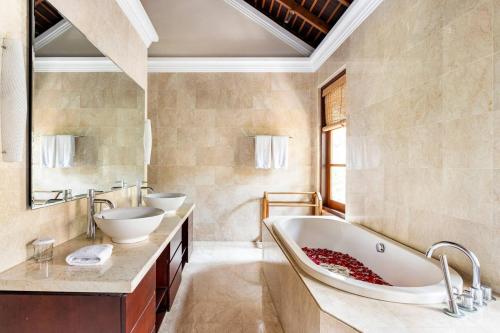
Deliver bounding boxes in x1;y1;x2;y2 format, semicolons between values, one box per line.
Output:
322;73;346;132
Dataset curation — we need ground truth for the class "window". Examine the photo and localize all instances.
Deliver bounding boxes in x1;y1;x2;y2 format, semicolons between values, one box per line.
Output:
321;71;346;213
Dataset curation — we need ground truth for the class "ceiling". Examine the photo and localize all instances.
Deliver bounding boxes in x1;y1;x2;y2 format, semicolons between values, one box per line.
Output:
142;0;305;57
244;0;353;47
34;0;355;59
36;26;102;57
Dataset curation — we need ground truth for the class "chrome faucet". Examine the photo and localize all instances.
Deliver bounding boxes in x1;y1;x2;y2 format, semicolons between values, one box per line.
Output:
136;180;154;207
426;241;494;314
87;189;115;239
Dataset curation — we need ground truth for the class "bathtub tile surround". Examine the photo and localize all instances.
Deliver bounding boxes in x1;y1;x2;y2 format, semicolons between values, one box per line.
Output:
317;0;500;291
159;242;283;333
148;73;317;241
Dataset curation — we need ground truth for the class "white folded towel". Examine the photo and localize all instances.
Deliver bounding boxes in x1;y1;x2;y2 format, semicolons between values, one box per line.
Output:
66;244;113;266
41;135;57;168
55;135;75;168
272;136;289;169
255;135;272;169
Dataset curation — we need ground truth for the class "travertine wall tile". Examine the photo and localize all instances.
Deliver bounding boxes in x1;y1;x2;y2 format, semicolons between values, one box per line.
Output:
317;0;500;291
149;73;317;241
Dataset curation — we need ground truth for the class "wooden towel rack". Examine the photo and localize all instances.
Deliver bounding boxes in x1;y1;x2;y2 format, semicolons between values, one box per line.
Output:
258;191;323;246
261;191;323;220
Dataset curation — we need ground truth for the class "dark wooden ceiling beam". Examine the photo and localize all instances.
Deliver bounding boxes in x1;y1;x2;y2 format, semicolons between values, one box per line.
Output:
274;0;330;33
326;3;342;24
309;0;319;13
291;0;307;27
337;0;351;7
318;0;332;17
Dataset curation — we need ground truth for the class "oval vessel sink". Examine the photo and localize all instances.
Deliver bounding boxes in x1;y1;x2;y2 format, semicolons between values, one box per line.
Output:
144;193;186;215
94;207;165;243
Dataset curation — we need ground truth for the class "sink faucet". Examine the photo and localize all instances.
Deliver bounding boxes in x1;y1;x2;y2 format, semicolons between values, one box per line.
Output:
87;189;115;239
426;241;486;309
136;180;154;207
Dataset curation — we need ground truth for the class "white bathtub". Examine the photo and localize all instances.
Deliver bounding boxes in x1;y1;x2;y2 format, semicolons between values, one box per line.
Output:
270;216;463;304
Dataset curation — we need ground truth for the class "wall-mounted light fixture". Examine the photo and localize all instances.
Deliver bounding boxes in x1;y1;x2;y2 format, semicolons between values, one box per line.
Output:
144;119;152;165
1;38;28;163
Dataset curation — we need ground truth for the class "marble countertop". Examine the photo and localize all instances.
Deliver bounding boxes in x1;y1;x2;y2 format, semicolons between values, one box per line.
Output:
264;220;500;332
0;203;195;294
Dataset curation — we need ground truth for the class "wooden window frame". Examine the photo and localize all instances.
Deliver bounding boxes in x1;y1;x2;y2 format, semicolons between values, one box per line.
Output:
324;128;346;213
321;70;346;214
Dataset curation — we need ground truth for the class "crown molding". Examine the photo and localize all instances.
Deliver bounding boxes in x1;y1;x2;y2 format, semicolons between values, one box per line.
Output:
223;0;314;56
309;0;383;71
34;57;120;72
34;19;72;51
148;57;313;72
115;0;159;47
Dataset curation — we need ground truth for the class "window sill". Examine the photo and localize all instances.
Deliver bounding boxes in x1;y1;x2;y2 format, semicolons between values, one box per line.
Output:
322;207;345;220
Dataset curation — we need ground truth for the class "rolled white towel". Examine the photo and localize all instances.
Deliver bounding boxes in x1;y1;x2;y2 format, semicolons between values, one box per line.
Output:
65;244;113;266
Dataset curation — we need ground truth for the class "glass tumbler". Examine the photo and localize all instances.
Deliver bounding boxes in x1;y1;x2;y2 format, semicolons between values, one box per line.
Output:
32;238;55;262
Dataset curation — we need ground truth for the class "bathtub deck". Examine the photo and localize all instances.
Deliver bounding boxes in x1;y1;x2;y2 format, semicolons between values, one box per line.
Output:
263;219;500;332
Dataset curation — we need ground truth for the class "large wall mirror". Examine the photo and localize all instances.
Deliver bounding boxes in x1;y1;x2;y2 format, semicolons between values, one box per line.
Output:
30;0;146;209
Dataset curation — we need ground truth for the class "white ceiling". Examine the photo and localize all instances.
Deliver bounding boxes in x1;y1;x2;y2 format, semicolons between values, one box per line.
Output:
37;26;102;57
142;0;303;57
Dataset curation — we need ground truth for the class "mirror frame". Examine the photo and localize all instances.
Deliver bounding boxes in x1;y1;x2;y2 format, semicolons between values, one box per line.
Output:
27;0;34;209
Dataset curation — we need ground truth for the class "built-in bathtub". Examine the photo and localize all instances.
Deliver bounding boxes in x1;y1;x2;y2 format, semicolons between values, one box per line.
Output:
270;216;463;304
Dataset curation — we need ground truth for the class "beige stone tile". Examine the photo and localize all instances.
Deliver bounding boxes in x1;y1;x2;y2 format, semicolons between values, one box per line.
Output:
442;0;493;72
409;123;443;168
443;113;494;169
442;168;494;226
406;0;443;44
408;78;443;126
382;129;409;168
494;51;500;111
442;55;493;121
442;0;488;26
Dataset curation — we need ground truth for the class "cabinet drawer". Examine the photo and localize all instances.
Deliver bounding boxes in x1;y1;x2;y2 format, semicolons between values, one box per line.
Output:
169;245;183;287
130;294;155;333
169;228;182;261
125;264;156;333
167;266;182;310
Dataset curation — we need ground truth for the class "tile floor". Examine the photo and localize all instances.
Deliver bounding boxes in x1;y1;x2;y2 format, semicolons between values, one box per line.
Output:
159;242;284;333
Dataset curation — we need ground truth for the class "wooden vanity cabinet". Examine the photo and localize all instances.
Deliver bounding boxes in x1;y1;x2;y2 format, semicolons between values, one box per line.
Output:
0;213;194;333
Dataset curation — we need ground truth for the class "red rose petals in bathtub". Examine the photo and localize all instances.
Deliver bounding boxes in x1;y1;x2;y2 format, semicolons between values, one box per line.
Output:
302;247;391;286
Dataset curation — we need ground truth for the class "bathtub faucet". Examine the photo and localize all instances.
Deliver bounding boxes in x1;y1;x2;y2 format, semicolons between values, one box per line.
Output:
425;241;491;310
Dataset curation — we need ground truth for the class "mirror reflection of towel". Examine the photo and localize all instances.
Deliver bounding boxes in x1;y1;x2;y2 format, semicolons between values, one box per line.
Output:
41;136;56;168
41;135;75;168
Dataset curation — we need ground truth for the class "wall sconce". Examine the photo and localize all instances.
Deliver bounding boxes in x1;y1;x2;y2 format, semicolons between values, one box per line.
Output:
1;38;28;163
144;119;152;165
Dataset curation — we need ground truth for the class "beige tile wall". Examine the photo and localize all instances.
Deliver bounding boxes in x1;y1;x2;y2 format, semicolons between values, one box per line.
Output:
317;0;500;290
32;72;145;196
148;73;318;241
0;0;145;273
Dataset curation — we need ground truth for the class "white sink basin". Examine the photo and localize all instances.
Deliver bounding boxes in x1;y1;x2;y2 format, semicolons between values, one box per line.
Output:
94;207;166;244
144;193;186;215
